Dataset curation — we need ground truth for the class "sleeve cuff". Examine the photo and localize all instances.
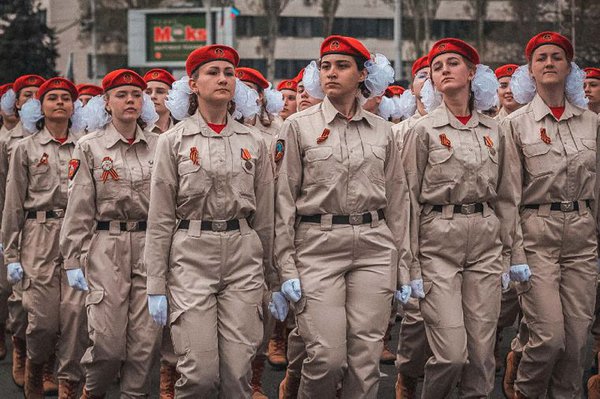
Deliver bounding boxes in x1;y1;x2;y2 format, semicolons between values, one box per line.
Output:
510;250;527;266
147;276;167;295
64;257;81;270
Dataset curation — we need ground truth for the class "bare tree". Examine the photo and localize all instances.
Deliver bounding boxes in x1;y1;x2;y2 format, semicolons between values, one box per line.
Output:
467;0;488;53
562;0;600;65
303;0;341;39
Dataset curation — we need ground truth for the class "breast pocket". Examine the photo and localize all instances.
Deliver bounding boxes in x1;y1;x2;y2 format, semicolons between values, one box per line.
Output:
304;146;336;184
522;143;555;178
485;148;499;186
364;145;386;185
93;163;124;200
576;138;596;173
237;159;256;199
28;163;53;192
177;159;211;198
425;148;457;186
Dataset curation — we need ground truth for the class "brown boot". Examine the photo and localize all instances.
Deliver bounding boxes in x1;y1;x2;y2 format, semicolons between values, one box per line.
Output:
251;355;268;399
268;321;288;368
159;362;179;399
380;323;396;364
395;373;417;399
12;336;26;387
503;351;521;399
0;324;7;360
279;370;301;399
589;374;600;399
80;387;106;399
24;358;44;399
43;355;59;395
58;379;80;399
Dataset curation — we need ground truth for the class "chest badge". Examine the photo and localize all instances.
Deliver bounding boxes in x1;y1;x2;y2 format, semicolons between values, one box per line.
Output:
483;136;496;155
100;156;119;183
540;127;551;144
439;133;452;149
241;148;253;169
68;159;80;180
190;147;200;165
317;128;330;144
37;153;49;166
274;139;285;163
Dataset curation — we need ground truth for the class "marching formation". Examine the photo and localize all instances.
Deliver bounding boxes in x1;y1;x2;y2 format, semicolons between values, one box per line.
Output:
0;30;599;399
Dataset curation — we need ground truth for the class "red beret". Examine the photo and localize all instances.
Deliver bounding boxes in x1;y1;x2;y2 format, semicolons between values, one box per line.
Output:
294;68;305;84
186;45;239;76
0;83;13;98
102;69;146;92
495;64;519;79
585;67;600;80
385;85;405;98
144;68;176;87
525;32;573;61
428;38;480;66
37;78;78;101
320;35;371;61
411;56;429;77
235;67;269;90
13;75;45;93
277;79;298;92
76;84;103;97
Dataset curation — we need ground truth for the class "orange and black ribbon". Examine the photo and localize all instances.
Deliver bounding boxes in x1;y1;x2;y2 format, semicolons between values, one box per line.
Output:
68;159;80;180
190;147;199;165
317;128;330;144
37;153;49;166
100;156;119;183
241;148;252;161
439;133;452;149
483;136;494;148
540;127;551;144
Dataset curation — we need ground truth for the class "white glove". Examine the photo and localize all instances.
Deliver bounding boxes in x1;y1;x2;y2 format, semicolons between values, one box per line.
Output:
395;285;412;304
501;272;511;291
410;279;425;298
281;278;302;303
147;295;168;326
7;262;23;285
509;264;531;282
66;268;89;291
268;292;289;321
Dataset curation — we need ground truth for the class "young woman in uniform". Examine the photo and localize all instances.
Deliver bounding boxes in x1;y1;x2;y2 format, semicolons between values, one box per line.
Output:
60;69;162;398
402;38;510;398
500;32;599;399
2;77;87;399
275;35;411;399
144;44;276;398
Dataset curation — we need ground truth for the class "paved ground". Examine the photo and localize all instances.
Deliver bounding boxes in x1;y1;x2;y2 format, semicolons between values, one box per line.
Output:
0;323;594;398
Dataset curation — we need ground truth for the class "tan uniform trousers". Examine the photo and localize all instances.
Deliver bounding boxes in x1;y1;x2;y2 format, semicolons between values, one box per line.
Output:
294;220;395;399
20;218;87;381
395;298;431;379
167;224;264;399
592;281;600;351
419;209;502;399
82;229;161;397
160;326;178;366
7;279;28;339
0;250;9;325
514;208;597;398
498;285;520;331
285;322;306;393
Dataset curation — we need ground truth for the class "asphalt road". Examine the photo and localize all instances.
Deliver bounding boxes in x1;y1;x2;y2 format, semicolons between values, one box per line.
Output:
0;324;593;398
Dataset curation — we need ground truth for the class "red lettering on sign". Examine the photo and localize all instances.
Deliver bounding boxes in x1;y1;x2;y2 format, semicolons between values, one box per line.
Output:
154;26;172;42
185;26;207;42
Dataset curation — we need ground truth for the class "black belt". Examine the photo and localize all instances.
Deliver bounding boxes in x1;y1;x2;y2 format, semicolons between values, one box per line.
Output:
524;200;591;212
26;210;65;219
432;203;484;215
96;221;147;231
178;219;241;232
299;209;385;225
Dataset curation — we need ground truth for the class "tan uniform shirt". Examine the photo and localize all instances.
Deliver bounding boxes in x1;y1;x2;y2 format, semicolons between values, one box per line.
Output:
145;112;275;295
2;128;82;264
494;107;510;122
274;96;412;286
403;103;511;275
0;122;30;247
148;118;174;135
497;94;600;265
60;123;158;270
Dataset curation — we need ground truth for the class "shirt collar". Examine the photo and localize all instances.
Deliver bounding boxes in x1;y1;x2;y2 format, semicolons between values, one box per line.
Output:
182;111;251;137
322;96;375;127
37;127;78;146
105;123;148;149
430;103;493;129
531;93;583;122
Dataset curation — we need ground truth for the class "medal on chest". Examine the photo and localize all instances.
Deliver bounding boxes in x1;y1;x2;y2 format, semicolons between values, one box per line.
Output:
37;153;49;167
317;128;330;144
483;135;496;156
439;133;452;149
241;148;253;170
100;156;119;183
190;147;200;165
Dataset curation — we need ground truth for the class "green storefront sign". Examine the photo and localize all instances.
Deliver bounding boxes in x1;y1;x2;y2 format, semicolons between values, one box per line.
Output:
146;13;207;62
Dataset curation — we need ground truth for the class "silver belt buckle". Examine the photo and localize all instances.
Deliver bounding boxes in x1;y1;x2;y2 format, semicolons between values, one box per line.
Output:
349;213;363;225
53;209;65;218
461;204;476;215
212;221;227;232
560;201;574;212
126;221;137;231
